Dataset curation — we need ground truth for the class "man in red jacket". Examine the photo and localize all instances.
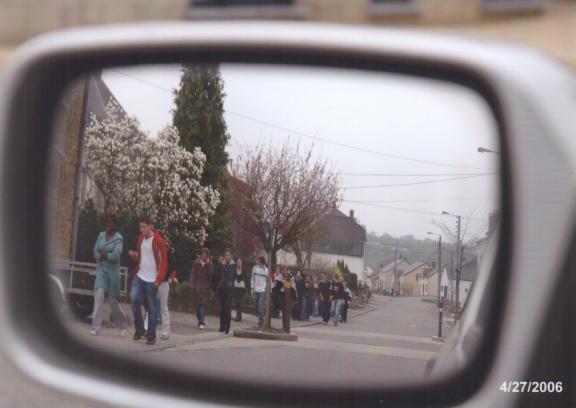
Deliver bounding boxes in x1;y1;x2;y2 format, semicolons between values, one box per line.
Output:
128;216;167;345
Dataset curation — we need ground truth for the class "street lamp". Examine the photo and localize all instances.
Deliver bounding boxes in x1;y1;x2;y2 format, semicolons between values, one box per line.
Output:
441;210;463;322
477;146;500;154
427;232;443;339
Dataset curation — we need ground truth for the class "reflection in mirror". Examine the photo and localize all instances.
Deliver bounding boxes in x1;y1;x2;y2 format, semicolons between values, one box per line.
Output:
48;63;500;387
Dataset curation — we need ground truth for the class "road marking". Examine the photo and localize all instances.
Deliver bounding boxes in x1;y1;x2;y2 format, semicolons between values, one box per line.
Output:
166;335;437;361
292;326;438;345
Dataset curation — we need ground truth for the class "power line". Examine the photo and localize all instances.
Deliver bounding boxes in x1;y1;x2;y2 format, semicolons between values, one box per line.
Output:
226;110;489;171
346;197;494;203
109;69;491;172
342;200;486;221
341;172;496;177
110;69;175;93
342;173;493;190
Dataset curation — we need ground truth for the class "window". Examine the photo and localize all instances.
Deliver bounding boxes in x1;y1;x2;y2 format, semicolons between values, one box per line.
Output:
187;0;307;19
190;0;293;7
482;0;544;14
370;0;420;17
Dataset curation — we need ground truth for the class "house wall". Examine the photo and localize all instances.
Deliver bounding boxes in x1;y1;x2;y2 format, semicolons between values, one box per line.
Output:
399;264;428;296
2;1;576;71
276;249;365;279
48;79;86;260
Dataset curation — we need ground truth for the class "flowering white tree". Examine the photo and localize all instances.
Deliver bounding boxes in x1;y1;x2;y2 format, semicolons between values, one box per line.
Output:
84;100;145;214
84;100;220;243
142;126;220;242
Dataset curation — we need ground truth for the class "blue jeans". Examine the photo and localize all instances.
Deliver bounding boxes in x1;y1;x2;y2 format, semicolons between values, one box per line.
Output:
196;303;206;326
313;296;320;316
303;294;314;320
331;299;344;323
131;275;158;340
254;291;265;323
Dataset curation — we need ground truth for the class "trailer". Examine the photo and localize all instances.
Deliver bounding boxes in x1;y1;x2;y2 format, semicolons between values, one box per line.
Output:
49;259;129;319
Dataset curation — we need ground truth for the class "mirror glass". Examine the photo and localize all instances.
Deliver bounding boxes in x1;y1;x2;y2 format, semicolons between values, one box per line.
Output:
48;63;500;386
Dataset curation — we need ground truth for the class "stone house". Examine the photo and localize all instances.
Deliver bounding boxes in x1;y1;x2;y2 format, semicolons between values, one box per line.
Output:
398;261;429;296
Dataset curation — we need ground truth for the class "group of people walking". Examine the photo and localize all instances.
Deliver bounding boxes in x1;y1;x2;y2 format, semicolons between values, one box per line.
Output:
90;215;354;346
273;269;353;326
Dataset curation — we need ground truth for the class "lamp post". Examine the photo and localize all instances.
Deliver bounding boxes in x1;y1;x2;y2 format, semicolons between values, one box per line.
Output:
442;211;462;322
477;146;500;154
428;232;443;339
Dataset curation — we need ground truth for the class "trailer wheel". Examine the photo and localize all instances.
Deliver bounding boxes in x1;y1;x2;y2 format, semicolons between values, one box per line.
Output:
69;294;94;320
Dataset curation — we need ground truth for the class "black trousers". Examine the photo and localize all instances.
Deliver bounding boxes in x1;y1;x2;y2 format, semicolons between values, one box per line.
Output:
233;288;245;319
320;299;331;323
341;301;349;322
219;288;233;332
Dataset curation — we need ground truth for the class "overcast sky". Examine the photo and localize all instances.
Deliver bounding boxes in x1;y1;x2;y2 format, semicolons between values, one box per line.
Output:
102;64;499;241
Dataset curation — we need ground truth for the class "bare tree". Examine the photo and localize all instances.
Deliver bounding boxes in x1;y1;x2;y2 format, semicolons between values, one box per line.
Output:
230;143;341;329
292;223;328;272
230;142;341;268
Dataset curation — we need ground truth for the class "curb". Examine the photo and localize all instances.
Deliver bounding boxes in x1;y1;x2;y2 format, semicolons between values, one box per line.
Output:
233;328;298;341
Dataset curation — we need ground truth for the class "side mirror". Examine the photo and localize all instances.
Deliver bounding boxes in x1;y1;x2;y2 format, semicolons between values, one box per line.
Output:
0;21;574;408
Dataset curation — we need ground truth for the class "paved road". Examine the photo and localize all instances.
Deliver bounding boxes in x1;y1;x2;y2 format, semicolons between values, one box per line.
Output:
146;295;448;387
0;295;450;405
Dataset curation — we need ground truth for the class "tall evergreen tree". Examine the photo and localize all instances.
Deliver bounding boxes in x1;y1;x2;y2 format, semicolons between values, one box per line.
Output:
172;64;232;255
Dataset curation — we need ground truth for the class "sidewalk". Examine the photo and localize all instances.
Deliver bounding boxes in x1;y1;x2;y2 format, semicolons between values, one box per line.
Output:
70;298;379;352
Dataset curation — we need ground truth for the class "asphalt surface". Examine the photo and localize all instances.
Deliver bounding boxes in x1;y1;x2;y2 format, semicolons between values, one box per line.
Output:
0;295;451;406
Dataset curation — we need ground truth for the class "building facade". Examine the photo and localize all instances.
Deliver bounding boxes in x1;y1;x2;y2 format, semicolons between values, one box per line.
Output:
277;208;367;279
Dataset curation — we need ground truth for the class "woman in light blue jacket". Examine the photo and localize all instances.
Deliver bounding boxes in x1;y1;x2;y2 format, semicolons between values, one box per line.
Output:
90;215;128;336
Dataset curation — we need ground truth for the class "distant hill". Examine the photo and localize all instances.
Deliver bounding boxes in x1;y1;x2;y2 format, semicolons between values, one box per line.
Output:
365;232;448;271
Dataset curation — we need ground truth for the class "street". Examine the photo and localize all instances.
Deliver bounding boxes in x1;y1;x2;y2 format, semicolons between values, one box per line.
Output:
0;295;452;406
73;295;451;387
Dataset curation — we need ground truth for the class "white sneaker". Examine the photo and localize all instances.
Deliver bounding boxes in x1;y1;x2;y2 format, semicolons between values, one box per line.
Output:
119;329;127;337
160;333;170;340
89;329;99;336
199;324;205;330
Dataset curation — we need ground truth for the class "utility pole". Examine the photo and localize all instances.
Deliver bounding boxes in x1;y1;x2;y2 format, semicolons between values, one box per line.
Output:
264;224;274;329
454;215;462;323
392;248;397;296
428;231;443;338
437;235;443;337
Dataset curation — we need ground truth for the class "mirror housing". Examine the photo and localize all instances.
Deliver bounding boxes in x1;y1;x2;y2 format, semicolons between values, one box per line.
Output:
0;21;574;408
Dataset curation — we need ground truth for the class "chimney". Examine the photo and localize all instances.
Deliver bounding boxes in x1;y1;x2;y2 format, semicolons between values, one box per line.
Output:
349;209;355;218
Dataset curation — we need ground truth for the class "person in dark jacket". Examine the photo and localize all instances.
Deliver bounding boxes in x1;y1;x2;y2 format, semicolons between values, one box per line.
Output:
218;249;236;334
233;258;246;322
302;275;314;321
293;270;305;321
189;248;213;330
341;280;353;323
318;273;332;325
330;274;345;326
271;266;282;319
